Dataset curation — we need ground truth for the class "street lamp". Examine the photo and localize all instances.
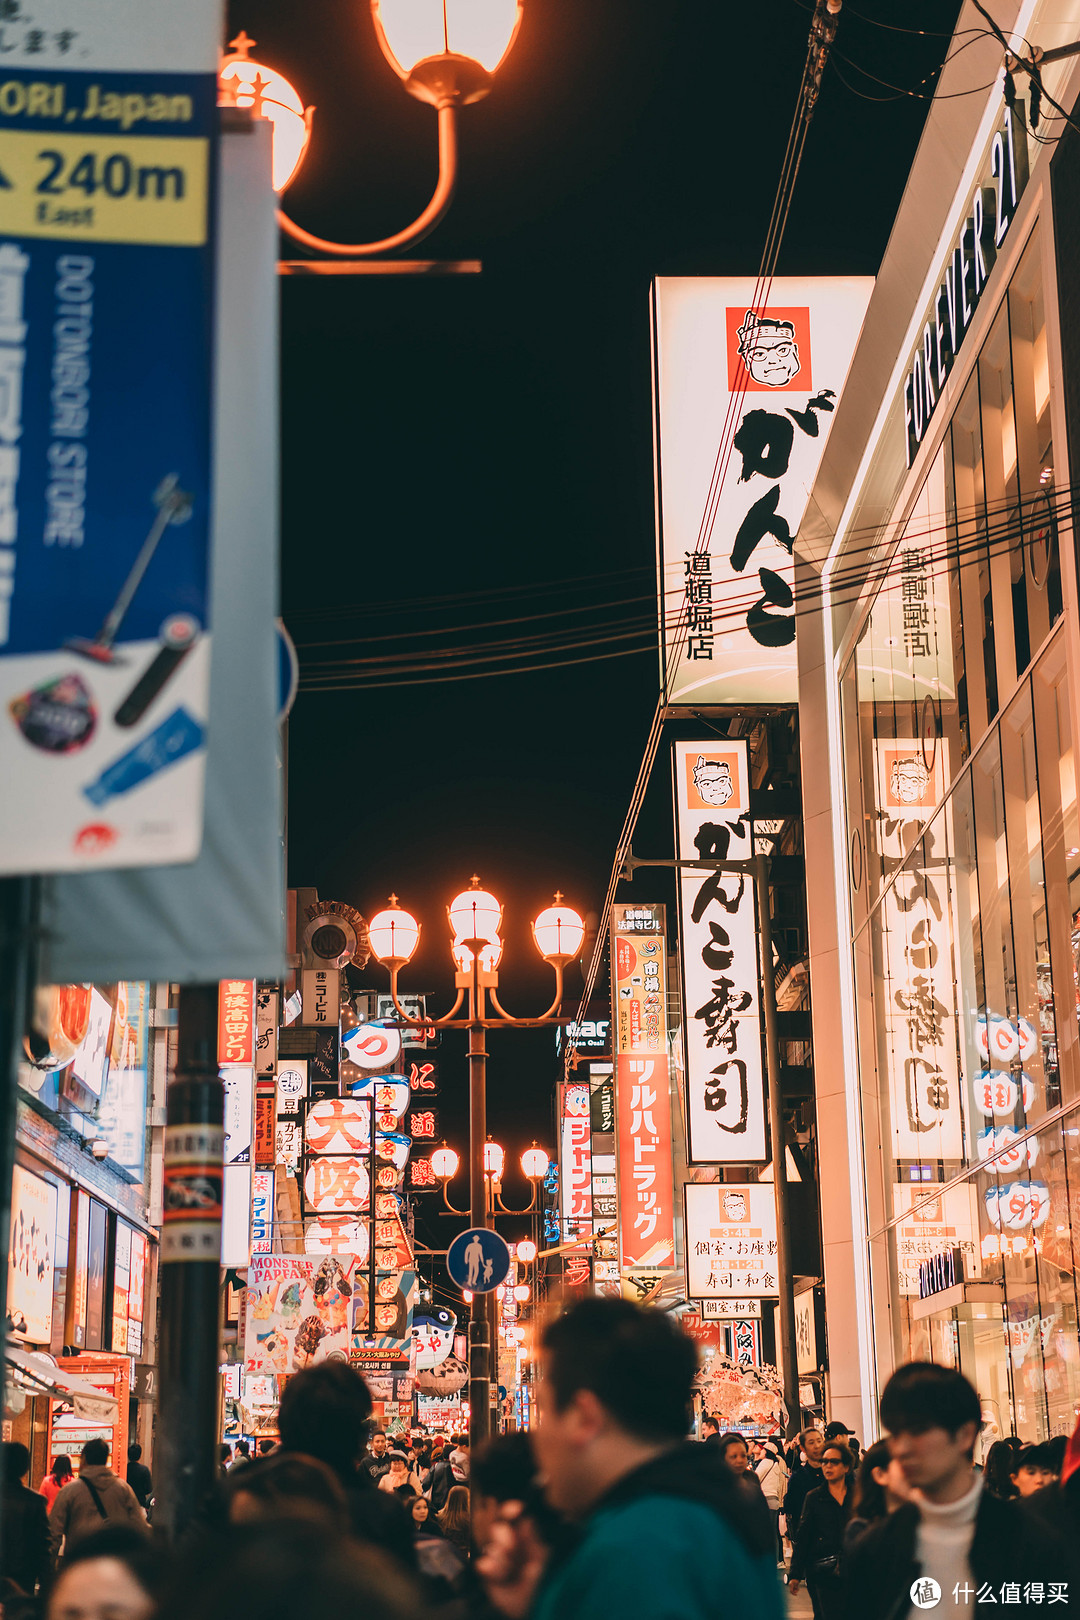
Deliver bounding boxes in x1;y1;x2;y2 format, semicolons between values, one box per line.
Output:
520;1145;549;1180
515;1239;537;1264
220;2;523;258
431;1145;460;1181
368;877;583;1445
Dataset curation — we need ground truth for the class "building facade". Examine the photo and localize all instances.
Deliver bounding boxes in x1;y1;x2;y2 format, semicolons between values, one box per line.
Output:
801;0;1080;1444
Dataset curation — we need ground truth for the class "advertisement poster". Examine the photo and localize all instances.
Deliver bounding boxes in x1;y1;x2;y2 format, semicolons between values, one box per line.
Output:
244;1254;358;1374
8;1164;57;1342
127;1229;148;1356
653;276;872;705
611;903;676;1274
673;739;766;1162
685;1183;778;1300
350;1268;418;1373
0;2;222;873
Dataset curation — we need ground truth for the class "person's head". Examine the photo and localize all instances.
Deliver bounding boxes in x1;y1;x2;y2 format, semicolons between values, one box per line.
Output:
81;1438;109;1468
717;1433;749;1475
3;1441;30;1486
879;1362;982;1499
127;1445;142;1464
1011;1443;1053;1497
438;1485;470;1537
701;1417;720;1440
370;1429;388;1457
824;1421;851;1445
801;1428;824;1463
219;1444;232;1465
228;1451;349;1534
278;1362;374;1480
410;1495;430;1526
850;1437;909;1522
983;1438;1021;1498
1044;1435;1067;1479
386;1451;409;1477
470;1431;559;1553
52;1454;74;1482
820;1440;855;1488
534;1298;696;1516
157;1521;418;1620
258;1440;275;1457
236;1440;251;1459
46;1527;168;1620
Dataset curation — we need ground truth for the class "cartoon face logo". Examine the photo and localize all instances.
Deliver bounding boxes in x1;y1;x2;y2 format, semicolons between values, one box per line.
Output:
723;1190;748;1222
692;755;734;807
889;756;931;805
736;311;801;388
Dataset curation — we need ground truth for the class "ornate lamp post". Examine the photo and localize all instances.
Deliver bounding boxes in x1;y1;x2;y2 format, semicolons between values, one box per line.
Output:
368;879;582;1444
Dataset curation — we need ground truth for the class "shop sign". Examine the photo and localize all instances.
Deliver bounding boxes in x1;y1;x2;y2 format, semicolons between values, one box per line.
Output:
560;1081;592;1236
699;1297;762;1319
892;1185;979;1297
305;1097;370;1156
611;902;675;1272
303;1155;370;1215
673;739;765;1162
8;1164;57;1341
685;1183;778;1299
301;967;339;1027
127;1229;148;1355
303;1216;369;1265
111;1218;130;1352
903;104;1028;467
218;980;254;1066
254;1092;274;1169
245;1254;358;1373
653;275;872;704
342;1023;401;1073
255;987;278;1076
222;1064;253;1166
375;993;434;1046
0;3;221;875
351;1267;417;1366
556;1014;612;1056
48;1354;128;1468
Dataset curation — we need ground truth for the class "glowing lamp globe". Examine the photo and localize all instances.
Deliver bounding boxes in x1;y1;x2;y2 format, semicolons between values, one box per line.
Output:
515;1239;537;1264
451;936;502;974
462;1289;473;1304
513;1283;530;1303
532;897;584;962
484;1140;505;1179
368;898;420;966
431;1146;460;1180
218;35;313;193
520;1146;549;1180
448;881;503;948
371;0;523;107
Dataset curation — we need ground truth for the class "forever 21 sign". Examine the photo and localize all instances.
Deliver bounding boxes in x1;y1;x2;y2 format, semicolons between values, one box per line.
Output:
903;104;1028;468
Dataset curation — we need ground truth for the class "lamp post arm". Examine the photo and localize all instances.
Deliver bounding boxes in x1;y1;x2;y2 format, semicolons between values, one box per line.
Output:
277;104;458;258
494;1186;538;1215
441;1181;469;1217
487;961;566;1026
386;967;465;1028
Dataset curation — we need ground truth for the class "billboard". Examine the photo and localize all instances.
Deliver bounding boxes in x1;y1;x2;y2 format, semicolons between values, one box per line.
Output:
611;903;676;1274
0;3;222;872
685;1182;778;1300
244;1254;358;1373
653;276;872;704
8;1164;57;1342
673;739;765;1162
560;1081;593;1240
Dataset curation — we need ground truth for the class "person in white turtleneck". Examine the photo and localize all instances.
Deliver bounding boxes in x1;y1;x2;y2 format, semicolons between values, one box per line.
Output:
844;1364;1072;1620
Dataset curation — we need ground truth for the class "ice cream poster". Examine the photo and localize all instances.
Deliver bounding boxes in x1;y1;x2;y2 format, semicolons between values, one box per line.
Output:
244;1254;358;1374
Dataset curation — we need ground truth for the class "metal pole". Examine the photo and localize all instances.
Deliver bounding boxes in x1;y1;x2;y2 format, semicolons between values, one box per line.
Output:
755;855;801;1438
0;877;38;1574
467;979;491;1448
155;984;225;1540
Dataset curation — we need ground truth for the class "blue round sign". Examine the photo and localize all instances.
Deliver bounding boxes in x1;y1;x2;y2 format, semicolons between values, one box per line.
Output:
446;1228;511;1294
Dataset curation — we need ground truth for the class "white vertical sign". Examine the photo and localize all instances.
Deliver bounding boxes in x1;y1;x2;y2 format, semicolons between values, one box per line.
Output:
673;739;765;1162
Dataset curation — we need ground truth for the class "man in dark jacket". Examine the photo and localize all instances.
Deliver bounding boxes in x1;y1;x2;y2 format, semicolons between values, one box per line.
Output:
783;1427;825;1535
0;1442;49;1596
478;1297;784;1620
277;1363;414;1570
126;1443;152;1510
846;1363;1070;1618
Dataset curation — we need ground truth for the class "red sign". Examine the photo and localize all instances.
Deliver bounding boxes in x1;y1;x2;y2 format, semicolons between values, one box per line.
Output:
254;1093;275;1168
615;1053;676;1271
218;980;255;1066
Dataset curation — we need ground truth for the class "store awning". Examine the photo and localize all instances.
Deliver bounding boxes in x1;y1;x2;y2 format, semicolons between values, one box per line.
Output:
4;1345;119;1420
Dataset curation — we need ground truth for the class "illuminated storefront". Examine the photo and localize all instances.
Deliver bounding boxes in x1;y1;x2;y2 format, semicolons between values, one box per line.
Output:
801;2;1080;1443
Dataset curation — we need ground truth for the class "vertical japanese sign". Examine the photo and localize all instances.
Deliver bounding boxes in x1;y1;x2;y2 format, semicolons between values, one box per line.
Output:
0;1;222;873
611;903;676;1273
560;1081;593;1241
684;1182;778;1300
673;739;765;1162
218;980;255;1067
653;276;872;703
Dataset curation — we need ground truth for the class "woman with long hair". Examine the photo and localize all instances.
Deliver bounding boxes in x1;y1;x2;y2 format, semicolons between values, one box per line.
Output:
39;1454;73;1510
842;1438;910;1554
438;1485;471;1555
984;1437;1021;1499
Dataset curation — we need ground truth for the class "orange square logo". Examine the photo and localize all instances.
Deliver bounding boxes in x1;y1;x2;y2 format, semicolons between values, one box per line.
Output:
726;306;812;393
683;749;745;814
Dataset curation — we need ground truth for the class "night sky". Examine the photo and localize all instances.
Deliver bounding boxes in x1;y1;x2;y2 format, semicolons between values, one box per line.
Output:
227;0;957;1263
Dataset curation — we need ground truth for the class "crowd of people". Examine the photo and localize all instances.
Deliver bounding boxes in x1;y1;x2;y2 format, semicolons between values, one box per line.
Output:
1;1297;1078;1620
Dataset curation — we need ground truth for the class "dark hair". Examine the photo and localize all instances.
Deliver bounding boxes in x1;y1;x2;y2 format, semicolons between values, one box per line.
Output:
278;1362;374;1479
879;1362;981;1440
1013;1443;1051;1478
984;1438;1021;1498
52;1526;170;1604
3;1442;30;1484
438;1485;470;1540
51;1455;73;1482
410;1496;429;1520
1043;1435;1067;1477
824;1421;851;1440
81;1438;109;1466
850;1438;891;1520
219;1444;233;1463
541;1298;696;1442
821;1441;855;1472
157;1520;419;1620
471;1433;538;1503
701;1417;720;1434
717;1433;749;1462
258;1440;275;1456
128;1444;142;1462
236;1441;251;1458
227;1452;349;1534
